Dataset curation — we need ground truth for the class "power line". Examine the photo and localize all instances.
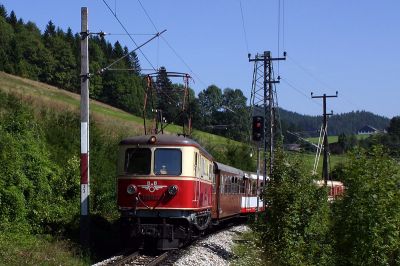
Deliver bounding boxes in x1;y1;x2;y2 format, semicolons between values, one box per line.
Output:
100;30;166;74
160;36;207;88
106;33;157;36
287;55;363;111
277;0;281;62
136;0;207;88
277;0;286;75
137;0;159;32
287;55;331;93
239;0;250;54
281;77;322;107
102;0;157;71
136;0;160;70
282;0;285;50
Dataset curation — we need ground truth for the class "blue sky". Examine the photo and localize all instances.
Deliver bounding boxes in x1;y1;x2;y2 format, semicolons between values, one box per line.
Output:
1;1;399;118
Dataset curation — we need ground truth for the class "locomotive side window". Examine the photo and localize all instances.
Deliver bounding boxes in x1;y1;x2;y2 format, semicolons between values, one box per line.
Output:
194;152;198;177
154;148;182;175
125;148;151;175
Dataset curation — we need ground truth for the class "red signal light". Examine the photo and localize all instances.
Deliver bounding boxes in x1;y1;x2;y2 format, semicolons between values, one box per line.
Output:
252;116;263;141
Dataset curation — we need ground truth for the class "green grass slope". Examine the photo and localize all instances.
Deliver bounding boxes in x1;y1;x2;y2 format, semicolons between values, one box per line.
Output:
0;71;235;147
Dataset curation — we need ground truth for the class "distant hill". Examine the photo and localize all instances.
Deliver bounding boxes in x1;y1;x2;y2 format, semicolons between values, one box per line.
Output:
279;108;390;137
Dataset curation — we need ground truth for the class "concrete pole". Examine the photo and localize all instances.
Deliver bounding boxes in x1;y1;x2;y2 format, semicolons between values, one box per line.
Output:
80;6;90;248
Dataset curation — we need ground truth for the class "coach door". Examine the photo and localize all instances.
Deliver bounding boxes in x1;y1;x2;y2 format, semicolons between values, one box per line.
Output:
193;152;201;208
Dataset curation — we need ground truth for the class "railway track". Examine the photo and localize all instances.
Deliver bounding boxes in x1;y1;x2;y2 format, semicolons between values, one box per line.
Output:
109;250;171;266
93;219;246;266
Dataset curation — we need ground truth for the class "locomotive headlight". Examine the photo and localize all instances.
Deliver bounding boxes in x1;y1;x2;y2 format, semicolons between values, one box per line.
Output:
148;135;157;144
127;184;137;195
167;185;179;196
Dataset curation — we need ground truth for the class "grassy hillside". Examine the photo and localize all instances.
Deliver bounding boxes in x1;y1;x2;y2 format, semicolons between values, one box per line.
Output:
0;71;344;174
306;134;370;145
0;72;236;148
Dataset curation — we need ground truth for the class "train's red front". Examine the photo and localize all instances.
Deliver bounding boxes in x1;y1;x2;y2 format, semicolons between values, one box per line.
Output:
117;134;214;249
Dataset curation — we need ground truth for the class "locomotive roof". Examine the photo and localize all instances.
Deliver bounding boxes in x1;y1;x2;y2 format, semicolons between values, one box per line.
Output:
214;161;244;176
119;134;213;159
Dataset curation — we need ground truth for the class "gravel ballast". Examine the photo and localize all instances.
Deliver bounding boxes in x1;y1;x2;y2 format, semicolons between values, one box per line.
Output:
173;225;249;266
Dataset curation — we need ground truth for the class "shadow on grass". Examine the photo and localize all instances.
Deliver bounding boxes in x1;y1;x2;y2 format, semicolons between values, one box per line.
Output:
65;214;125;264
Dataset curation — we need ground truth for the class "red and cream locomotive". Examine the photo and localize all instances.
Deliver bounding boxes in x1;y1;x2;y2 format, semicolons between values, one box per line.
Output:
117;134;263;250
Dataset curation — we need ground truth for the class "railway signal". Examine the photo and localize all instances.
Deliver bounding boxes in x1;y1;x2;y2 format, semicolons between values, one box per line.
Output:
252;116;264;141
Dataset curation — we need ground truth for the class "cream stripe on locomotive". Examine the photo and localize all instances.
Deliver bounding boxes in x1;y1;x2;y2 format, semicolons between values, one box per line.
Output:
129;206;213;210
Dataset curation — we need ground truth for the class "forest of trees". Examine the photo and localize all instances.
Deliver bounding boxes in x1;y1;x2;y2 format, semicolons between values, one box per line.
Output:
0;5;391;144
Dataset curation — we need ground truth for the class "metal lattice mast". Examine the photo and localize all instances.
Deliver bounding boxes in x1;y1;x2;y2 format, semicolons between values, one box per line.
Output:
249;51;285;188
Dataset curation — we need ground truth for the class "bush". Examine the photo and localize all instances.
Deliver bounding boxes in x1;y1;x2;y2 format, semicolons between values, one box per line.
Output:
255;148;333;265
0;92;121;233
332;146;400;265
0;93;69;232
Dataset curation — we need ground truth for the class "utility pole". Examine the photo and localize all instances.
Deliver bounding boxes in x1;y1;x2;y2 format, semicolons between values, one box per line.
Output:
80;7;90;249
311;91;338;185
249;51;285;210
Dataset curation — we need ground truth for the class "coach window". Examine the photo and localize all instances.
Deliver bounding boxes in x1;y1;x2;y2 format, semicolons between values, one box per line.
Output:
240;178;245;193
224;175;230;193
220;175;225;193
209;164;213;182
125;148;151;175
154;148;182;175
251;180;256;195
205;162;209;179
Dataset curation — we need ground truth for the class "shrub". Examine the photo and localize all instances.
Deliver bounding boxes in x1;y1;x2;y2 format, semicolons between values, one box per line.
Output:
255;148;333;265
332;146;400;265
0;92;121;233
0;93;68;232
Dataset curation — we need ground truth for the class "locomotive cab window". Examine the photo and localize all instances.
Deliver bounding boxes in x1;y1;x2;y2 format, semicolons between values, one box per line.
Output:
154;148;182;175
125;148;151;175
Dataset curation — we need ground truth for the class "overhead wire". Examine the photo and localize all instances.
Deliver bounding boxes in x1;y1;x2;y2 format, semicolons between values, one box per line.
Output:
136;0;207;88
239;0;250;54
287;55;362;112
277;0;281;74
287;55;331;93
102;0;157;71
106;33;157;36
99;30;166;73
137;0;159;32
160;36;207;88
136;0;161;70
281;77;322;107
282;0;285;50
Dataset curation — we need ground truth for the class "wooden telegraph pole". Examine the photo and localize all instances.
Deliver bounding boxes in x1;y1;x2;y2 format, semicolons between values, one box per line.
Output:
80;7;90;249
311;91;338;185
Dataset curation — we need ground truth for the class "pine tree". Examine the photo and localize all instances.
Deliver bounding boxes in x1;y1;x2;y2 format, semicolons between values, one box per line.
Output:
7;10;17;27
0;4;8;19
43;20;56;41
